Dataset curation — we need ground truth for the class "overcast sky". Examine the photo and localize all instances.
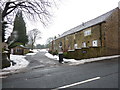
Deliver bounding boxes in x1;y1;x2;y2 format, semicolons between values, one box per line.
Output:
26;0;120;45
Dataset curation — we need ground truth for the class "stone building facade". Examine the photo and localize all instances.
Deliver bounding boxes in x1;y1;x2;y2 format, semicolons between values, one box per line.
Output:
49;7;120;59
11;45;29;55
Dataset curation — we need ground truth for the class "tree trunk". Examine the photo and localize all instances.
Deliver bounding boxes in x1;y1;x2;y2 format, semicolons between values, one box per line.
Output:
32;43;34;50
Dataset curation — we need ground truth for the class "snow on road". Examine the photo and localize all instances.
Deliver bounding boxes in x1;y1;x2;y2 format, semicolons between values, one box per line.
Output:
26;49;39;55
45;53;120;65
39;49;48;52
26;49;48;55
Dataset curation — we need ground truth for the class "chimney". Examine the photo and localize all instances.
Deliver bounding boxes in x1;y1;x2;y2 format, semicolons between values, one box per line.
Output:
82;22;85;26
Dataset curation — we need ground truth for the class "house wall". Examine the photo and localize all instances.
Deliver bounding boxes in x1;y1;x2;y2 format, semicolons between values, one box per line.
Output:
65;34;75;50
75;26;101;49
52;34;75;52
60;37;65;50
103;8;119;55
64;36;69;51
119;8;120;54
49;42;52;51
12;47;24;55
54;38;60;51
24;49;29;54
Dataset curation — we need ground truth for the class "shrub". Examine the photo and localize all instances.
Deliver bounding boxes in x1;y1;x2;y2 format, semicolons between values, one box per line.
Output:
28;50;34;53
53;50;58;55
48;50;52;54
63;52;69;58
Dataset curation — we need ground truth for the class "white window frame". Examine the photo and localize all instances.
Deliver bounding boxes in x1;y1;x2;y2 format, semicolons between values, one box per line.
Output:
82;42;86;47
74;34;76;40
74;44;78;49
65;37;68;40
84;29;91;36
92;40;98;47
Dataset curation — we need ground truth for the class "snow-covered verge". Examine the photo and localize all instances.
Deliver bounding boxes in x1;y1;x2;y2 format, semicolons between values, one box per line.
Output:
26;49;39;55
39;49;48;53
26;49;48;55
45;53;120;65
0;54;29;78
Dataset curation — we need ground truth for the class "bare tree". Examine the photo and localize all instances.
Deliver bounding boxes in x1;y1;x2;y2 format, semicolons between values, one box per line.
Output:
0;0;59;42
28;29;41;49
0;0;58;24
46;37;54;44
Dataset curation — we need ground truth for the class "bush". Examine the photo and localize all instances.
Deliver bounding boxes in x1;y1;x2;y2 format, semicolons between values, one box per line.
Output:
28;50;34;53
48;50;52;54
53;50;58;55
48;50;58;55
63;52;69;58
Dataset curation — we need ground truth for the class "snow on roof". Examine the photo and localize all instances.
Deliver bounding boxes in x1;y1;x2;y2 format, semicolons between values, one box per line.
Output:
57;8;117;39
20;45;24;47
13;45;29;49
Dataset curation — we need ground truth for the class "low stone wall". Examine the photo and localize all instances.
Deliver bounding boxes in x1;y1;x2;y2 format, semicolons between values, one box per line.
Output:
64;50;75;59
63;47;106;60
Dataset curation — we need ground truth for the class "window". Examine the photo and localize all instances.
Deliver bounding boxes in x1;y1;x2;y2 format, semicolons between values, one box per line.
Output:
74;34;76;40
59;42;62;46
74;44;78;49
84;30;91;36
92;40;98;47
54;41;55;45
82;42;86;47
65;37;68;40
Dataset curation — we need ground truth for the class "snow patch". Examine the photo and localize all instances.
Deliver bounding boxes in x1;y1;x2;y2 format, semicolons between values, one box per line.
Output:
0;54;29;77
26;53;36;55
31;49;39;53
45;53;59;60
39;49;48;52
26;49;48;56
3;54;29;71
26;49;39;55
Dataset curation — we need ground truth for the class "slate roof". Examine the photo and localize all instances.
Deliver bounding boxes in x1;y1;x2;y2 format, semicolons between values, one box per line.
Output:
57;8;117;39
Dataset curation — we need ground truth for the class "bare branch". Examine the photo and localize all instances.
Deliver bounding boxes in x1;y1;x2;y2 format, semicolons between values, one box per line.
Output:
1;0;57;25
28;28;41;49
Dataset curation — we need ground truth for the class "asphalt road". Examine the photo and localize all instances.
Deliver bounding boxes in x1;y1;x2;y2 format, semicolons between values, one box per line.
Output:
2;52;119;89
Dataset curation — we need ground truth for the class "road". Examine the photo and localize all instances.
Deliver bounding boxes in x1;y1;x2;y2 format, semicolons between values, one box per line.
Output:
2;52;119;89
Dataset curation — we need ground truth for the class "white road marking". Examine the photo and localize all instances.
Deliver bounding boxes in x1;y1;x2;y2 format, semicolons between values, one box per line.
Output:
52;77;100;90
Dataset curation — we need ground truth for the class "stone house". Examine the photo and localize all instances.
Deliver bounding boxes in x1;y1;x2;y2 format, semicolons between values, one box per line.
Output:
11;45;29;55
49;7;120;59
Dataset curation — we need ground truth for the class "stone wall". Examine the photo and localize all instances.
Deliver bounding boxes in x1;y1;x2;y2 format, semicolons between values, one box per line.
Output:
117;8;120;54
75;26;101;48
103;8;119;55
64;47;105;60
